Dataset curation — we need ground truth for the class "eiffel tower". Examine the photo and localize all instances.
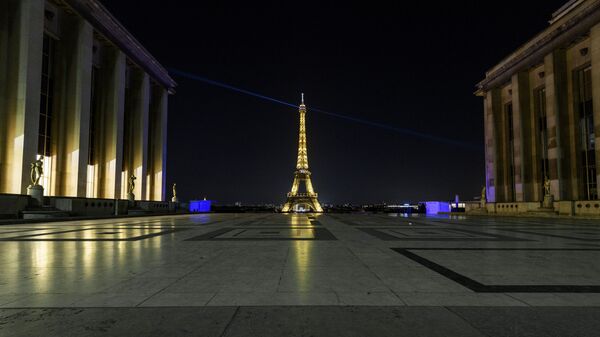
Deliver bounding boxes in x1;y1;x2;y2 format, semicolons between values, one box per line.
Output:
282;94;323;213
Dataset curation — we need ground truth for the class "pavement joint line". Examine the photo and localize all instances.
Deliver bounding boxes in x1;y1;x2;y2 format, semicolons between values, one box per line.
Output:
332;291;341;304
344;244;408;305
393;248;600;293
203;292;220;306
444;306;493;337
504;293;533;307
276;247;291;291
218;306;241;337
134;247;229;307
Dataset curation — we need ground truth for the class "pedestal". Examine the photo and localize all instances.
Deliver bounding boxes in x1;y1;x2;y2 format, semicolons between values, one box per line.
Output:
27;185;44;205
543;194;554;209
171;196;178;203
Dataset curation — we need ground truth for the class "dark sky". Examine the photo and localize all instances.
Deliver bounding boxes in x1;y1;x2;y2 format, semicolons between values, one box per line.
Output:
101;0;567;204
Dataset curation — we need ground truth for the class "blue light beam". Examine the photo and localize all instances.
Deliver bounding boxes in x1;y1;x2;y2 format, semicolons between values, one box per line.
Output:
169;68;480;150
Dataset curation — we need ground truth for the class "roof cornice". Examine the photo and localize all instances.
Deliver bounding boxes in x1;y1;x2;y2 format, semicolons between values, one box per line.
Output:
63;0;177;92
477;0;600;92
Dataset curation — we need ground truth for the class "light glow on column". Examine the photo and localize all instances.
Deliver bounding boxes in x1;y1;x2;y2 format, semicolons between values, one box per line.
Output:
106;159;116;199
135;165;143;199
86;164;96;198
38;154;53;195
68;150;80;196
9;135;24;193
145;173;151;200
121;169;128;199
154;171;162;201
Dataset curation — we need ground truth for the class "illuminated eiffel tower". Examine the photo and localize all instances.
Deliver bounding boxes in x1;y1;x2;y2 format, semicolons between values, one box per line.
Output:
282;94;323;213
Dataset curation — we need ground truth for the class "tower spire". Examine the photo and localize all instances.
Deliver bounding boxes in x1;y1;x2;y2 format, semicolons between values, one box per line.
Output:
281;92;323;213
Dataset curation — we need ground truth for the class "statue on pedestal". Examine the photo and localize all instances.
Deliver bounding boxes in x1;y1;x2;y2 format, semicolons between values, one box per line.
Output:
544;177;551;196
171;183;178;203
27;158;45;204
543;177;554;209
30;158;44;187
480;185;487;209
127;175;136;201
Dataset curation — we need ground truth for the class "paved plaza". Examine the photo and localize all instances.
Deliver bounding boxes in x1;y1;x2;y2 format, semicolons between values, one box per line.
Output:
1;213;600;336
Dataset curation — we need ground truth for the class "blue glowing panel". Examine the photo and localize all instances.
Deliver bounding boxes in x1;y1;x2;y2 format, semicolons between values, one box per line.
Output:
190;200;212;213
425;201;450;215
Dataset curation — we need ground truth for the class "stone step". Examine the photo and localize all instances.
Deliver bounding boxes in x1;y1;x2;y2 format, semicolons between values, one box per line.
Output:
22;209;70;219
526;208;559;217
127;209;154;215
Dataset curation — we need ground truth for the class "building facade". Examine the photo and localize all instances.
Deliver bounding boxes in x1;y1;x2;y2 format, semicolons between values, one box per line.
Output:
477;0;600;215
0;0;175;202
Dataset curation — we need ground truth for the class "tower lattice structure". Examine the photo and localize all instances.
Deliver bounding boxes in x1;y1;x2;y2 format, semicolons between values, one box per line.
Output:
282;94;323;213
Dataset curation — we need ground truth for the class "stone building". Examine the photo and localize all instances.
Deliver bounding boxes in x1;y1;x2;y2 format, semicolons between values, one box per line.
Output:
476;0;600;216
0;0;175;210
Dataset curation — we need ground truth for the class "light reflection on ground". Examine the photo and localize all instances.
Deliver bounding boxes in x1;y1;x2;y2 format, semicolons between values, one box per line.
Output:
0;213;599;307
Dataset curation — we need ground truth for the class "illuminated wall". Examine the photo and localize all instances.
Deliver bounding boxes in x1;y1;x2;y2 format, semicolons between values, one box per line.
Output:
122;69;150;200
0;0;174;200
148;86;168;201
0;0;44;194
477;2;600;203
51;15;93;197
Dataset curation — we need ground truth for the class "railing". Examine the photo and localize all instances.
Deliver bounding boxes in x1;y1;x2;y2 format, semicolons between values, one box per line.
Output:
287;193;318;198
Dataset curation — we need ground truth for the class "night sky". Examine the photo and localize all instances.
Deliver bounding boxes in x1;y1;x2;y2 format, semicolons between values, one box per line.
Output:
102;0;567;204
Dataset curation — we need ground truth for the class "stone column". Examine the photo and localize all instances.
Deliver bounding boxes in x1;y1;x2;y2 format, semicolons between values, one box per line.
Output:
0;1;8;192
0;0;44;194
510;73;528;201
53;17;93;197
528;72;544;202
483;91;496;202
512;72;535;201
97;48;125;199
489;89;506;202
544;50;572;200
590;24;600;196
125;70;150;200
149;87;168;201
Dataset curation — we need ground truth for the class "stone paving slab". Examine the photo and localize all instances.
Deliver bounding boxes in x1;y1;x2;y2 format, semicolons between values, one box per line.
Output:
0;307;236;337
448;306;600;337
221;306;487;337
2;214;600;335
2;306;600;337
